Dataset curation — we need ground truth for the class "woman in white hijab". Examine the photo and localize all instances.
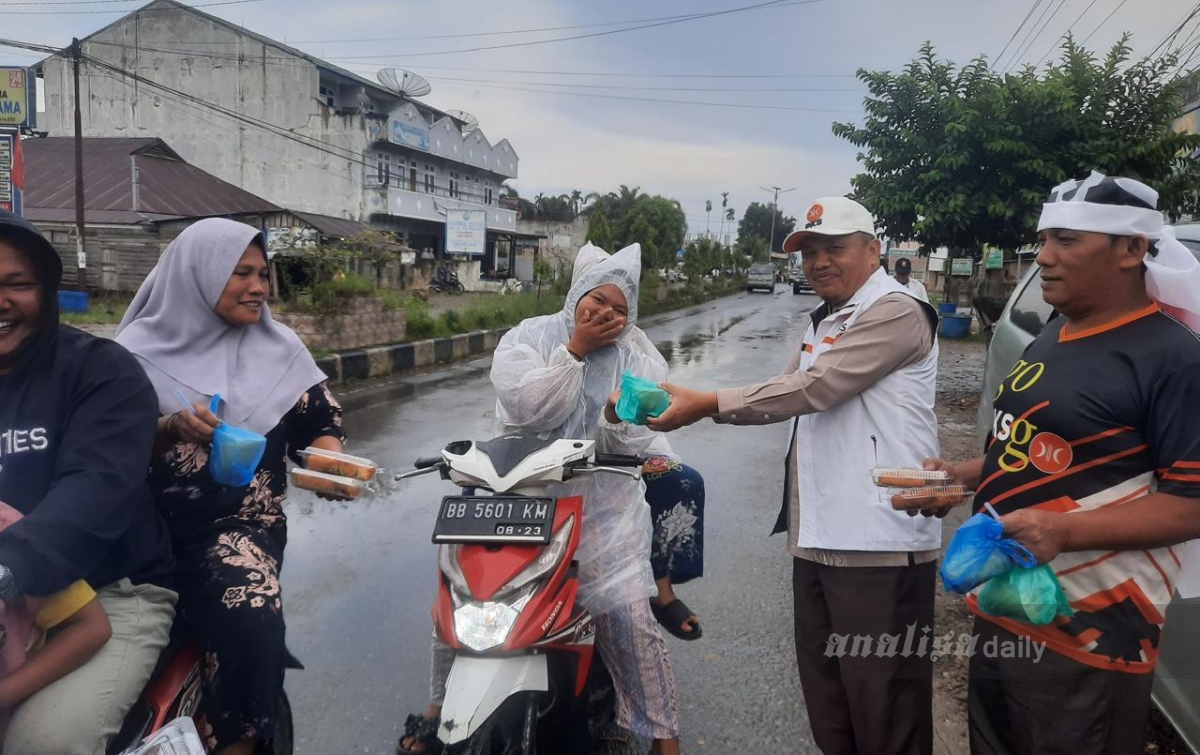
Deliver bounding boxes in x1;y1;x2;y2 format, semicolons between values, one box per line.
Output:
116;218;346;755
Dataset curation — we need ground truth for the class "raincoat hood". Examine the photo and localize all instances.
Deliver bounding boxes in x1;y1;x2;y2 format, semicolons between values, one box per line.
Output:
564;243;641;337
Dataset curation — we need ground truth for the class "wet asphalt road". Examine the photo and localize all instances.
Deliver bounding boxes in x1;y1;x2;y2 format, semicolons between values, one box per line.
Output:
282;285;825;754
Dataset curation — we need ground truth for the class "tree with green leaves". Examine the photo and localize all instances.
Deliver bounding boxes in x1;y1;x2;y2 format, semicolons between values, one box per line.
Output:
586;211;614;251
615;195;687;272
832;37;1200;262
738;201;796;252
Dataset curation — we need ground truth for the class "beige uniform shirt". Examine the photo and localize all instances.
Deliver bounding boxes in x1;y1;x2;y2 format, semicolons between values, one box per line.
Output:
716;294;940;566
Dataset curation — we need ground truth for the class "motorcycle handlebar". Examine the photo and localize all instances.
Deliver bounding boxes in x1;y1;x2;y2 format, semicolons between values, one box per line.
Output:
593;454;645;468
414;456;444;469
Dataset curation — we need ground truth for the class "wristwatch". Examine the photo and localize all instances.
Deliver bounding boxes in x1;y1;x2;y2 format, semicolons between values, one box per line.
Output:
0;564;18;607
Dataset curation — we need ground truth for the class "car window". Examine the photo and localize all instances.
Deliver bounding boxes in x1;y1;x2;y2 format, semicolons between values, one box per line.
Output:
1009;270;1056;338
750;265;772;275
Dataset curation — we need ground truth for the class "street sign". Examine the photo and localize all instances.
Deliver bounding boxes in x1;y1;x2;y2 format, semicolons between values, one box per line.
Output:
0;131;23;215
446;209;487;256
0;68;34;129
985;248;1004;270
950;258;973;276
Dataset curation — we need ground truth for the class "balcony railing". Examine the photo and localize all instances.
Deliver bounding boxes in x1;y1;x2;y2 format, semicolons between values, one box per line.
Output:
370;170;496;207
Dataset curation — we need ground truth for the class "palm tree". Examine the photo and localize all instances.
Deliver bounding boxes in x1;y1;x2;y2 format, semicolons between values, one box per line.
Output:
718;192;730;244
615;185;642;217
724;207;735;249
569;190;584;217
705;199;713;237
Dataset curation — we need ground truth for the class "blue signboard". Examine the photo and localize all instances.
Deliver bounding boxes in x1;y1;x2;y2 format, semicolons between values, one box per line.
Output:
392;121;430;151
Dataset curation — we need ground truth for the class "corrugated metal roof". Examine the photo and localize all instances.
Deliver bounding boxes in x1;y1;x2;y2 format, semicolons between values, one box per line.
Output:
23;137;280;223
291;211;370;239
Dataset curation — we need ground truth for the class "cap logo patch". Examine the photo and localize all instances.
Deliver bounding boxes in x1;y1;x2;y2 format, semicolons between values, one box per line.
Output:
806;204;824;224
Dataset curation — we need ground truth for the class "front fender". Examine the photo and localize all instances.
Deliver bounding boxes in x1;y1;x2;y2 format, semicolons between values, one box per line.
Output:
438;654;548;745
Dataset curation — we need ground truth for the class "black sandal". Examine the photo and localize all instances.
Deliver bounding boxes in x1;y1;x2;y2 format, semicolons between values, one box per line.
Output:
651;599;702;641
396;713;443;755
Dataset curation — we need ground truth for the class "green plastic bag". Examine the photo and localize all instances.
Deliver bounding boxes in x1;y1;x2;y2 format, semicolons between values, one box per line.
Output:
977;564;1074;625
615;371;670;425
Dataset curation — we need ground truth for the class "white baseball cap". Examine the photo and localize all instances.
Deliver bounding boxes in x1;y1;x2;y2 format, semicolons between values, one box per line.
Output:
781;196;877;253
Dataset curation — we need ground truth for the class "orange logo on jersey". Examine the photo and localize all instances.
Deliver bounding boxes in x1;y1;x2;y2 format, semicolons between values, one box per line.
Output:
806;204;824;224
1030;432;1072;474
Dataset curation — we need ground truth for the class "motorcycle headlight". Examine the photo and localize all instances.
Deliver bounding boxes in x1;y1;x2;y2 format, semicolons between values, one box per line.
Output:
454;593;531;652
495;514;575;599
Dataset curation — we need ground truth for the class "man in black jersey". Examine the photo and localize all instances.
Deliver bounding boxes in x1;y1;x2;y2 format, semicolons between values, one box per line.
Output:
902;173;1200;755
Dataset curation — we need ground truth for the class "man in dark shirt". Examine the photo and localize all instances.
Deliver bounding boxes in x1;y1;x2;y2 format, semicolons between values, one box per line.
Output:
0;212;176;755
909;173;1200;755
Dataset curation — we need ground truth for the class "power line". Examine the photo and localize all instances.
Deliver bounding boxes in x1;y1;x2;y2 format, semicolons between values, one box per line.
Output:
1033;0;1101;67
1147;2;1200;60
416;74;863;93
86;66;364;186
995;0;1047;69
1080;0;1131;45
1004;0;1058;72
318;0;833;59
1007;0;1071;70
0;0;273;14
79;39;859;80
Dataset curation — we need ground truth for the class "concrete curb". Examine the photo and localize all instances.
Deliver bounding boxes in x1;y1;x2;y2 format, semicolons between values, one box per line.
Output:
317;328;511;384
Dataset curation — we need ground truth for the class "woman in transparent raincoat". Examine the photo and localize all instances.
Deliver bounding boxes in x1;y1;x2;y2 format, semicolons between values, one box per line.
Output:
399;243;682;755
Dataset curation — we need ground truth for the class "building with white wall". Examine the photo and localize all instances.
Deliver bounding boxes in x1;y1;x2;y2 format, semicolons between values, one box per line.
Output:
36;0;526;268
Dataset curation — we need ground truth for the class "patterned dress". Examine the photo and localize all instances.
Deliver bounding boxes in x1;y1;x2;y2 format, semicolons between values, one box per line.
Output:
641;458;705;584
148;383;344;750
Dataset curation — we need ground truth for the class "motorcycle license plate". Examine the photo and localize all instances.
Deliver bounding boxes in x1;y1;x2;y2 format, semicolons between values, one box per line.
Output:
432;496;556;545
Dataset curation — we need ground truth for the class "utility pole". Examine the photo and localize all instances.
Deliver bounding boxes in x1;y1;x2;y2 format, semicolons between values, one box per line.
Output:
72;38;88;291
760;185;796;254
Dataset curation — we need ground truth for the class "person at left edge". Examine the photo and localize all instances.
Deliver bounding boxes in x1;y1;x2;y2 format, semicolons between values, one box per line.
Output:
0;211;177;755
116;218;346;755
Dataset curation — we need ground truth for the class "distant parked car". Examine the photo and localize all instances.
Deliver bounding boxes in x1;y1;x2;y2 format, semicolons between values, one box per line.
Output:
791;268;814;295
746;263;775;293
976;223;1200;755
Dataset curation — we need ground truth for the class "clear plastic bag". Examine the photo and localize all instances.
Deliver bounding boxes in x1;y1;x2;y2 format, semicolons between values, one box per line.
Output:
209;393;267;487
940;504;1037;594
296;447;379;481
615;371;670;425
870;467;951;488
977;564;1074;625
120;716;206;755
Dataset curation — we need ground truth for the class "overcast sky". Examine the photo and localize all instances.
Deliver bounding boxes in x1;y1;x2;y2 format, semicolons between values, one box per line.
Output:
6;0;1199;233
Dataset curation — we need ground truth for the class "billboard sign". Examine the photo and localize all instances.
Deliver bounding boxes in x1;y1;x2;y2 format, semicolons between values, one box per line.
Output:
950;258;973;276
446;209;487;256
0;132;24;215
985;247;1004;270
0;68;33;129
391;121;430;151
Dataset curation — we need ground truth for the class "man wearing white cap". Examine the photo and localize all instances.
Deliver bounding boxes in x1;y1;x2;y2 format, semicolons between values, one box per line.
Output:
906;172;1200;755
650;196;942;755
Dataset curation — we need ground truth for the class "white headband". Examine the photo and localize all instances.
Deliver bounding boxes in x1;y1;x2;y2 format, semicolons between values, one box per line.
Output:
1036;202;1164;240
1036;171;1200;333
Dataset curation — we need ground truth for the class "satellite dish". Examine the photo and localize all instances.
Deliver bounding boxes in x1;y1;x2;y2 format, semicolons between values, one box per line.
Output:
377;68;432;98
447;110;479;133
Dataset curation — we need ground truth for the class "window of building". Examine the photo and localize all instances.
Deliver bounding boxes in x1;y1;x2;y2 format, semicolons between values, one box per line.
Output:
318;82;335;107
485;188;493;205
449;171;459;198
423;164;435;193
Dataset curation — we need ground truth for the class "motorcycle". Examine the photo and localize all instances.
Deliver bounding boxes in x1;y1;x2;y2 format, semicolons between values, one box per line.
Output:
107;639;295;755
429;264;466;295
396;435;645;754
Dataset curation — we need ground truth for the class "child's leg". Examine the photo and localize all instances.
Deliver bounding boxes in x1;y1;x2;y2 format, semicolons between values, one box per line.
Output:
593;600;680;744
399;631;454;753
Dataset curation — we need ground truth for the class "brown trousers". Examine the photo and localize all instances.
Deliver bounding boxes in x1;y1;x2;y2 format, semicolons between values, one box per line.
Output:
967;618;1154;755
792;557;936;755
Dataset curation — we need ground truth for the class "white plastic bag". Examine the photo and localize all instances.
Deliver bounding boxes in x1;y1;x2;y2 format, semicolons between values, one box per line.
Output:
121;717;206;755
